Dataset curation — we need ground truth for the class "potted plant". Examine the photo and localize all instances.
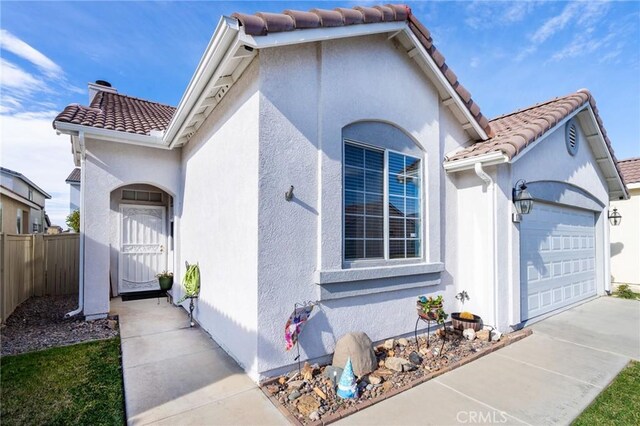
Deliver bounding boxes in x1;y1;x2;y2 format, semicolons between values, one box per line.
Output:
416;295;444;320
451;290;482;331
156;271;174;291
451;311;483;331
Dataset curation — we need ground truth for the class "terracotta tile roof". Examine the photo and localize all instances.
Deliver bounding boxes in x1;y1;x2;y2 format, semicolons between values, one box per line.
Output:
54;91;176;135
65;168;81;183
232;4;493;137
446;89;627;193
618;157;640;184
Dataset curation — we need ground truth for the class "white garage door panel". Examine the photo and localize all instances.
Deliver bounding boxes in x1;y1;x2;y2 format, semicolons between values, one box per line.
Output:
521;203;596;321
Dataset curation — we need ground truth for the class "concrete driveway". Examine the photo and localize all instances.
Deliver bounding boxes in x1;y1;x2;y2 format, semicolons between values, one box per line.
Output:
340;297;639;426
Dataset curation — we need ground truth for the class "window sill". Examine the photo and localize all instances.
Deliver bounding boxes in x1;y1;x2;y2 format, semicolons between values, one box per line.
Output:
314;262;444;301
314;262;444;285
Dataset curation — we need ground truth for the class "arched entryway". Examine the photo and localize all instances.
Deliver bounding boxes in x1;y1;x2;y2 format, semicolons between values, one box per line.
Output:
109;183;174;296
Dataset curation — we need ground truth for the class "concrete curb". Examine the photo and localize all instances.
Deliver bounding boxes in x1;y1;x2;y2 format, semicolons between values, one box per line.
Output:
259;328;533;425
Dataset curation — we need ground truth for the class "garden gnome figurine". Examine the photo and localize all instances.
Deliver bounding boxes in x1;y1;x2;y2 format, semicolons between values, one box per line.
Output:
336;357;358;399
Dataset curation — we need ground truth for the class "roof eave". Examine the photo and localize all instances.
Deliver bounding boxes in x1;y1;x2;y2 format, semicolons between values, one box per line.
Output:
443;151;510;172
55;121;167;149
165;16;248;148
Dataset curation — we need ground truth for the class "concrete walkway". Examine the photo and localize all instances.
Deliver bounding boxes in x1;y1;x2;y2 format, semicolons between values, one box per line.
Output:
340;297;639;425
114;296;638;426
111;297;286;426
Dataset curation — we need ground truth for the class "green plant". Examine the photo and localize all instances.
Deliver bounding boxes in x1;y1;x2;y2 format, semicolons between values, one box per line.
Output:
614;284;639;300
178;263;200;303
66;209;80;232
156;270;173;279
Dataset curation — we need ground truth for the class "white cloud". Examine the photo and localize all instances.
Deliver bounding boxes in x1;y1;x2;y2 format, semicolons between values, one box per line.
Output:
0;29;63;78
465;1;540;29
516;1;611;62
530;3;578;43
0;58;47;93
0;114;74;228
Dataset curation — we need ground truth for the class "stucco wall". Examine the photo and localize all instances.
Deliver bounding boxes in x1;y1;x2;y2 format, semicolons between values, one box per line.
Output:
70;183;80;212
0;195;31;233
178;59;261;377
254;35;469;378
83;139;181;318
610;188;640;285
508;116;611;325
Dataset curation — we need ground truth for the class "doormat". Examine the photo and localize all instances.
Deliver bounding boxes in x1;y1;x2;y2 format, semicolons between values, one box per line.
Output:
121;290;166;301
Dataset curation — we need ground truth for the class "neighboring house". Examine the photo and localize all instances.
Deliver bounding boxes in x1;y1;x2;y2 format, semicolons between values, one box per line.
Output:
610;158;640;288
66;168;81;213
52;4;628;381
0;167;51;234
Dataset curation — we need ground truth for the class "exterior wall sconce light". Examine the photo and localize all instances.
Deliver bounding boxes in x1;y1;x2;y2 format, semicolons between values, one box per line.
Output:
285;186;294;201
608;207;621;226
512;179;534;223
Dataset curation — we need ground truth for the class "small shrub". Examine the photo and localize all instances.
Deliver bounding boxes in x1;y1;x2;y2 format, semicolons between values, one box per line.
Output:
66;209;80;232
615;284;639;300
459;311;475;320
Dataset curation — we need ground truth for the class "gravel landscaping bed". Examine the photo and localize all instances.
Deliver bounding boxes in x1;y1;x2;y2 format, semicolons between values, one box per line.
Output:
263;328;531;425
1;295;118;356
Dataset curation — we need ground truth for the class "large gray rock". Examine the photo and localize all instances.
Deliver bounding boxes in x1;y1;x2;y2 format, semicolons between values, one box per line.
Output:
332;332;377;377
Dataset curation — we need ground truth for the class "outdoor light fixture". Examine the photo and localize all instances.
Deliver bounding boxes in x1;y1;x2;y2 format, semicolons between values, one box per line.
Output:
512;179;534;222
608;207;622;226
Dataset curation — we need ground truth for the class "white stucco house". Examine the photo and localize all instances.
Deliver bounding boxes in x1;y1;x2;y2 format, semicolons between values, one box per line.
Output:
53;4;628;381
65;168;81;214
610;158;640;288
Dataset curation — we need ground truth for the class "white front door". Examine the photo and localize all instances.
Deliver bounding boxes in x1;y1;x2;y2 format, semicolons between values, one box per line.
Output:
520;202;597;321
119;205;166;293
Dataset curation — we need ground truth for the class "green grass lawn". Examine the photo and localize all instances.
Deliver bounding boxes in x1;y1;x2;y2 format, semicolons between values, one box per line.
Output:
573;361;640;426
1;338;125;426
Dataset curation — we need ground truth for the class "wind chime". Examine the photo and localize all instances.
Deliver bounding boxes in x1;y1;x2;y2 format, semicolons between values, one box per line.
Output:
284;300;318;374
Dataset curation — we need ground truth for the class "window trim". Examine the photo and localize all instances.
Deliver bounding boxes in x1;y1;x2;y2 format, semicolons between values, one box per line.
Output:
342;138;425;267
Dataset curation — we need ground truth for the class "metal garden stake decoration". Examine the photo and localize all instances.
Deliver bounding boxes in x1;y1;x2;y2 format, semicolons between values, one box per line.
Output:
179;262;201;327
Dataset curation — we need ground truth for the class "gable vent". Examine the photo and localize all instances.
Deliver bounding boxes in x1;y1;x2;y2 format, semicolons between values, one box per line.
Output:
565;120;579;156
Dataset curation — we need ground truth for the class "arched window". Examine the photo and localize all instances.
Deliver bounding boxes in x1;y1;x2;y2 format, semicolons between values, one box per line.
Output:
342;122;423;262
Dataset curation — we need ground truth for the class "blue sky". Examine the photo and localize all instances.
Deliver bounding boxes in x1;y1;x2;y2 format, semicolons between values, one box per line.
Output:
1;1;639;226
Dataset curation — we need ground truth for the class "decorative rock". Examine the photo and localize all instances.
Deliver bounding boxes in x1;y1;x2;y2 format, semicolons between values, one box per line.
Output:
313;386;327;400
403;362;417;372
384;356;410;372
309;411;320;421
278;377;287;385
408;351;423;365
287;380;304;390
302;362;315;381
332;332;377;377
368;375;382;385
491;330;502;341
383;339;395;350
398;337;409;347
288;390;302;401
382;381;394;392
476;329;490;342
106;319;117;330
266;385;280;395
463;328;476;341
296;394;320;416
366;384;373;391
323;366;343;387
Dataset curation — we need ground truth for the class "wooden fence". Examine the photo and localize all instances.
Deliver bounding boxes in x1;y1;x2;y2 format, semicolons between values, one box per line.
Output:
1;233;79;322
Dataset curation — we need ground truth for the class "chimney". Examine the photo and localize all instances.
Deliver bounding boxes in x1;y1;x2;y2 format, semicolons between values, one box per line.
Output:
88;80;117;103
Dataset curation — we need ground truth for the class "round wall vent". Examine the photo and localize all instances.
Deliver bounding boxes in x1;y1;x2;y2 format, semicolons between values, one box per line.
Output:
565;120;579;156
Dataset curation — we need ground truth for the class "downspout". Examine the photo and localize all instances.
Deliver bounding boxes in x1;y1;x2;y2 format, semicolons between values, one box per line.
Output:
474;163;500;331
65;131;86;318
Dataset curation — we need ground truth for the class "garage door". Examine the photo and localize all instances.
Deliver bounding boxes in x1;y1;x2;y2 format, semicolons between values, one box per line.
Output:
520;202;597;321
